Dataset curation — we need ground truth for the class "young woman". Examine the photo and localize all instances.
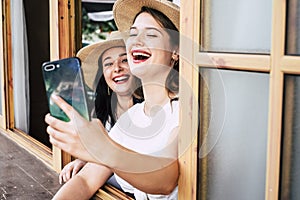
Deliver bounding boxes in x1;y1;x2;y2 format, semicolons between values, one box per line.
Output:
45;0;180;199
58;32;143;185
53;32;145;199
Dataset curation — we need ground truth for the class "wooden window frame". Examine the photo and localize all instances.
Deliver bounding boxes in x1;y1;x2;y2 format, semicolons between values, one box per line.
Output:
2;0;299;199
0;0;68;171
0;0;7;128
1;0;80;176
178;0;300;199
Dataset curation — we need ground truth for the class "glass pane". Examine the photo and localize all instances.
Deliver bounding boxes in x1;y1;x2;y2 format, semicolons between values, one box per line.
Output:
11;1;51;147
280;75;300;200
11;1;30;133
198;69;269;200
286;0;300;55
202;0;272;53
0;69;2;115
81;1;117;46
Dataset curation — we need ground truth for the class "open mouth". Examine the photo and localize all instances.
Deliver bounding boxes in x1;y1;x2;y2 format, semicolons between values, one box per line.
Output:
113;74;130;83
132;50;151;63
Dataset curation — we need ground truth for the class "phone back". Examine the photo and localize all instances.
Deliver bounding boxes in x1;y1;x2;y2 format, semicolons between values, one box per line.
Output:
42;57;90;122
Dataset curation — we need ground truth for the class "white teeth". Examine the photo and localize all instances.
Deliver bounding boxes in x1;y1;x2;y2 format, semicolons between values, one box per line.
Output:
114;76;128;82
132;52;150;58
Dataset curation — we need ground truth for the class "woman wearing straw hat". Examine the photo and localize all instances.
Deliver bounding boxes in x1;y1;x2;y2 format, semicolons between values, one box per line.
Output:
45;0;180;199
58;31;143;186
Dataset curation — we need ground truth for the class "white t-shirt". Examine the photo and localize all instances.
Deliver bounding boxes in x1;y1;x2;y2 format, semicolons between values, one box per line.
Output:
108;100;179;200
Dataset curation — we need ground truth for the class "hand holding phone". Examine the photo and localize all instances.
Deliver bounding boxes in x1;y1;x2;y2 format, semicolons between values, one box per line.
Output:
42;57;91;122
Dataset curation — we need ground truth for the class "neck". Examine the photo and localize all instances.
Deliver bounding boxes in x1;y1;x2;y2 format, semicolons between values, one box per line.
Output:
115;94;133;118
142;83;170;115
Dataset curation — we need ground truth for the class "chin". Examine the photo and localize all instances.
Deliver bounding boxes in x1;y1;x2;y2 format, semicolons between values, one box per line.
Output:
114;86;132;95
130;65;148;79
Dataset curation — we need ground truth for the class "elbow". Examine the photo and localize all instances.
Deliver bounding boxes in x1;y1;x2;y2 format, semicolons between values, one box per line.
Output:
159;166;179;195
160;181;178;195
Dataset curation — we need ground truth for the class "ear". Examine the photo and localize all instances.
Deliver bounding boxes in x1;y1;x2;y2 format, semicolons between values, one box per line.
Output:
172;49;179;62
170;48;179;67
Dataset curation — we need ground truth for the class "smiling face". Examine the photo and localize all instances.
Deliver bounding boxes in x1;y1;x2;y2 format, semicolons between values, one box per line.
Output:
102;47;136;96
126;12;175;81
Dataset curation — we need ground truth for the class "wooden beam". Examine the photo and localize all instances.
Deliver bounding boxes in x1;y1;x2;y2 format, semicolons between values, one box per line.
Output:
265;0;286;199
196;53;270;72
0;0;6;128
178;0;199;199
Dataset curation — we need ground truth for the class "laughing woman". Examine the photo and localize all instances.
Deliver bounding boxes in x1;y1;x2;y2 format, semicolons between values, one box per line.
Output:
53;32;143;199
58;32;143;185
45;0;181;199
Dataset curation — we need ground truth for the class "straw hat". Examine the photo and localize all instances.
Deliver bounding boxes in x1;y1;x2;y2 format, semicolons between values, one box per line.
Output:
76;31;126;90
113;0;180;31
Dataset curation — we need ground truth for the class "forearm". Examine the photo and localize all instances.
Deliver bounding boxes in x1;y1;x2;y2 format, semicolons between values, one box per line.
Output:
53;163;112;200
53;175;94;200
80;123;179;194
114;159;179;195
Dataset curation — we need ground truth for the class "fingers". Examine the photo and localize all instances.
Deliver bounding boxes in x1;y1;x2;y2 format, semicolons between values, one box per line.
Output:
48;95;90;130
47;126;68;144
48;131;73;154
64;168;72;183
50;94;81;121
58;159;87;184
45;114;79;145
45;113;70;133
72;164;82;177
59;162;74;184
59;174;63;185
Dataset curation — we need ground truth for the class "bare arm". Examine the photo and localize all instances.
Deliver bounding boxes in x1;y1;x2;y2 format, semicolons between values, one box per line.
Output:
114;160;178;195
53;163;112;200
46;95;179;194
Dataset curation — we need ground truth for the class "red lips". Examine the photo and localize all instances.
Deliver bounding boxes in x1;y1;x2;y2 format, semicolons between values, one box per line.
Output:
131;50;151;64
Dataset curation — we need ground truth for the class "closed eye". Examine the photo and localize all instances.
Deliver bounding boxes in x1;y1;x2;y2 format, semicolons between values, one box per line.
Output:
129;33;137;37
104;62;113;67
147;34;158;38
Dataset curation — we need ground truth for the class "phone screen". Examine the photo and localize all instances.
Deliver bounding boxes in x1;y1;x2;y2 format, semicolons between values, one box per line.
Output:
42;57;90;122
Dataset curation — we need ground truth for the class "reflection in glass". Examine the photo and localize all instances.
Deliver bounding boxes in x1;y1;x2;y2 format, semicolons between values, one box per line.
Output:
202;0;272;53
198;69;269;200
286;0;300;55
280;75;300;200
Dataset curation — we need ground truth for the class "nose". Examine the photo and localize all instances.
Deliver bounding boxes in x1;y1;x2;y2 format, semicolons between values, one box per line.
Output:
132;31;145;46
113;60;123;73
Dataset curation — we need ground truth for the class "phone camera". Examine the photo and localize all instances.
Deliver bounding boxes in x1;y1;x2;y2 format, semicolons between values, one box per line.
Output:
44;64;56;72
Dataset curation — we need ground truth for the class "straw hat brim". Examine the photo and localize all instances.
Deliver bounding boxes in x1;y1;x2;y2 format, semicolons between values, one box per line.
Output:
76;38;125;90
113;0;180;31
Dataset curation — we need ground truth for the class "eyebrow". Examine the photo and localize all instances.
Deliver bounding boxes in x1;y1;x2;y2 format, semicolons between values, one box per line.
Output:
103;52;127;62
119;52;127;57
130;27;163;34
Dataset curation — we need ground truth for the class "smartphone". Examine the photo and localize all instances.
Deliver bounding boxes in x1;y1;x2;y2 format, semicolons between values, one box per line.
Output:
42;57;91;122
